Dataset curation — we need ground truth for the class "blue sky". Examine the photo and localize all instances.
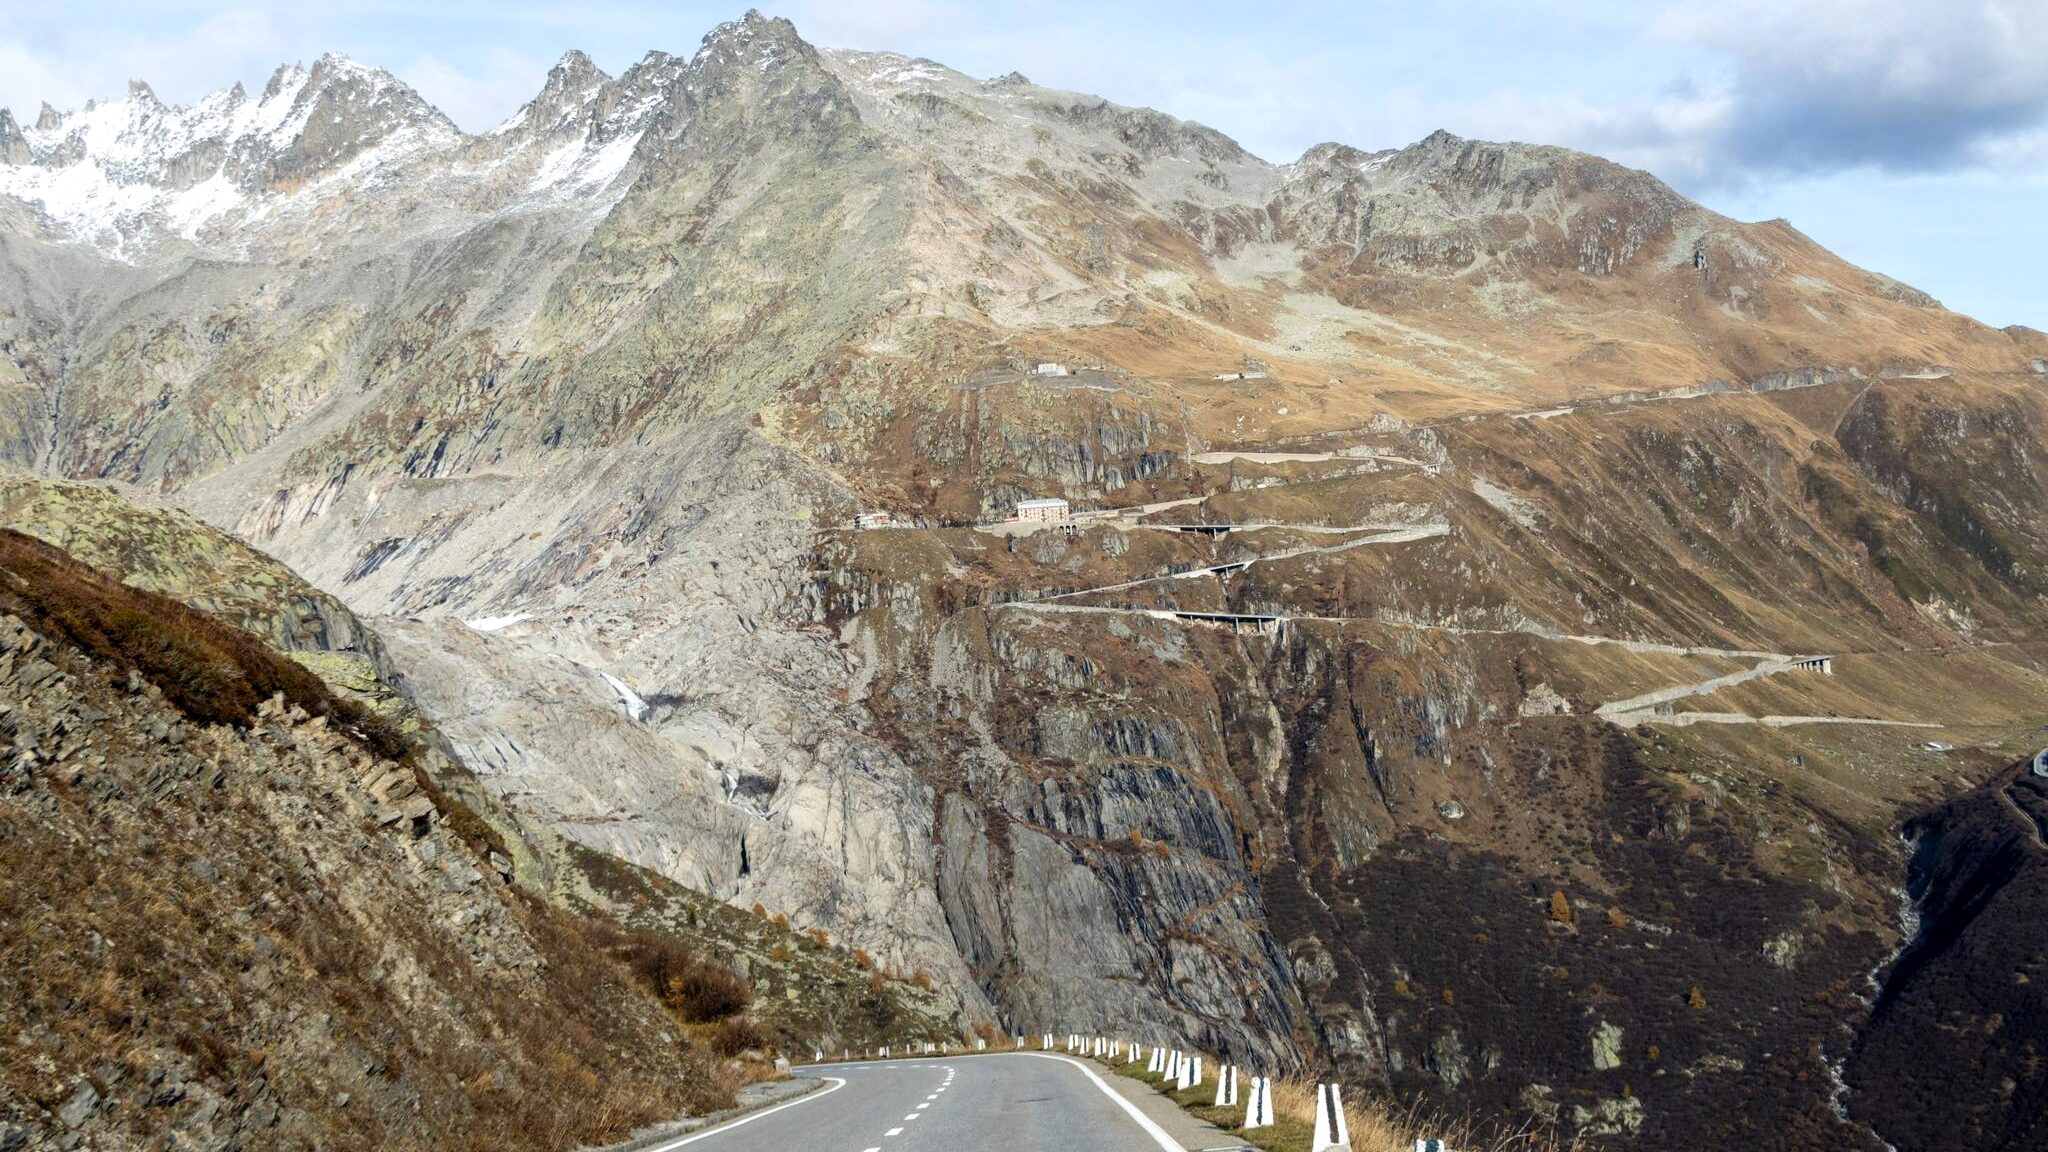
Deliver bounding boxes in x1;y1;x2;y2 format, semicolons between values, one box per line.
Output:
2;1;2042;328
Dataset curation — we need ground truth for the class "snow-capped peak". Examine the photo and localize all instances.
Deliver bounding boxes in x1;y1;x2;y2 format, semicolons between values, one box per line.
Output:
491;49;612;140
0;55;459;259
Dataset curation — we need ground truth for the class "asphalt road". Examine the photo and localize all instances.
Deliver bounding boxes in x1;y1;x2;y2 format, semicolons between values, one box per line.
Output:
641;1053;1184;1152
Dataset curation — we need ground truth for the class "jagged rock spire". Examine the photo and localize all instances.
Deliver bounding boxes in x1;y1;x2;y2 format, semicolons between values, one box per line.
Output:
0;109;27;164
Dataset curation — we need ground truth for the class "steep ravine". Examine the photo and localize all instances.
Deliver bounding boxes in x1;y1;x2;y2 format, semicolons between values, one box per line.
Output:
1844;762;2048;1152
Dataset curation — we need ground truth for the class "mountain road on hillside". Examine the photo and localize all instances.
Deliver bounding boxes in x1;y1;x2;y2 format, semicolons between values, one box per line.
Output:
642;1054;1209;1152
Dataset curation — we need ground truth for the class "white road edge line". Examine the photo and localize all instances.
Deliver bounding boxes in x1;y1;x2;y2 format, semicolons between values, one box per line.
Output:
1018;1053;1186;1152
635;1077;847;1150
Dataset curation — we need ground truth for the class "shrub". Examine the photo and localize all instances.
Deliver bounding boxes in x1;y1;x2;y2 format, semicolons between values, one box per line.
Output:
806;928;831;949
852;948;874;970
909;968;934;992
672;964;754;1023
1548;890;1575;925
588;925;754;1023
769;943;794;964
711;1016;769;1057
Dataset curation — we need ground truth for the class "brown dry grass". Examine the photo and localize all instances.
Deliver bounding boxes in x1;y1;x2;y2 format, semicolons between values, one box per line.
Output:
0;536;731;1150
581;919;756;1024
0;527;405;758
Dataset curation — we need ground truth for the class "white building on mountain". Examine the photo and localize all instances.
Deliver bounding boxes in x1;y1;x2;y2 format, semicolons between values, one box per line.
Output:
1016;497;1070;523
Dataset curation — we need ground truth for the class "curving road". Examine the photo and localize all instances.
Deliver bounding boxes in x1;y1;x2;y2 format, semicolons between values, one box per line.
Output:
642;1053;1188;1152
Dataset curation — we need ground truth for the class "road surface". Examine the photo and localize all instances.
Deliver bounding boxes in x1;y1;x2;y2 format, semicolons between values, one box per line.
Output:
643;1053;1186;1152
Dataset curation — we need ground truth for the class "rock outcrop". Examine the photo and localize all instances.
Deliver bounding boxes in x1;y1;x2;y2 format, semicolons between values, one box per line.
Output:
0;533;719;1150
1;11;2044;1150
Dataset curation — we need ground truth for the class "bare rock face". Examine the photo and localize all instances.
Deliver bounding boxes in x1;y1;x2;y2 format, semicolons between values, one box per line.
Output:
4;10;2048;1151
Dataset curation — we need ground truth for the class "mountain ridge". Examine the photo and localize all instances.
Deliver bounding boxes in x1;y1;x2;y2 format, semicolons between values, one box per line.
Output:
2;10;2046;1150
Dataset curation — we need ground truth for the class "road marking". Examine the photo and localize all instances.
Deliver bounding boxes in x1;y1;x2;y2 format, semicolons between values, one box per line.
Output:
905;1113;920;1120
1017;1053;1184;1152
916;1103;929;1110
634;1077;847;1149
885;1128;903;1137
862;1147;880;1152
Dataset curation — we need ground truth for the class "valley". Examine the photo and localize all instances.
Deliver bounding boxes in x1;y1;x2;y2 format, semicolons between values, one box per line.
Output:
1;9;2045;1150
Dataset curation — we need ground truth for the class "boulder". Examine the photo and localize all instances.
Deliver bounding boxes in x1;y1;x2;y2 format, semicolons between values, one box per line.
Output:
56;1081;99;1129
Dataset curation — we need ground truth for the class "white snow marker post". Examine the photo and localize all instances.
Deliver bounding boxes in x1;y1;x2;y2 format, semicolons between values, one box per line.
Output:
1213;1064;1238;1107
1312;1082;1351;1151
1243;1076;1274;1129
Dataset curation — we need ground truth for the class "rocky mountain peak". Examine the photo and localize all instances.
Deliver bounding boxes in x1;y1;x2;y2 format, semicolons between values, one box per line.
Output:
1291;141;1387;171
692;9;816;77
0;110;25;165
261;54;456;188
550;49;607;88
494;49;615;141
34;102;59;132
1035;92;1251;166
261;62;306;102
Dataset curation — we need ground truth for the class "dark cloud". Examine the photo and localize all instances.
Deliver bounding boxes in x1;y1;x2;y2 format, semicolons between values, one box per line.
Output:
1662;0;2048;178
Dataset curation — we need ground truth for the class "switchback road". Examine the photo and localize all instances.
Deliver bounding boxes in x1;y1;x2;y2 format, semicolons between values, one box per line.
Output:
645;1054;1192;1152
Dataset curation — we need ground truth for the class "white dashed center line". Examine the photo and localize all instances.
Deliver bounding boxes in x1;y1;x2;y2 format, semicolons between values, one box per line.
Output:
885;1127;903;1137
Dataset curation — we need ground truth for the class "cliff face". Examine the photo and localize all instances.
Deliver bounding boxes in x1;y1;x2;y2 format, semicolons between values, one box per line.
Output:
1845;763;2048;1152
3;11;2047;1150
817;372;2048;1147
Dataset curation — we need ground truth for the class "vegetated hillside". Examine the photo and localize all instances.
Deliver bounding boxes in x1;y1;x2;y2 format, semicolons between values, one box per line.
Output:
0;528;714;1150
0;514;960;1149
1844;760;2048;1152
819;368;2048;1149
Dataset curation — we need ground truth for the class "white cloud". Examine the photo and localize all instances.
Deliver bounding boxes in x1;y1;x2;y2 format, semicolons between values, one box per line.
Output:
0;6;296;116
1634;0;2048;182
